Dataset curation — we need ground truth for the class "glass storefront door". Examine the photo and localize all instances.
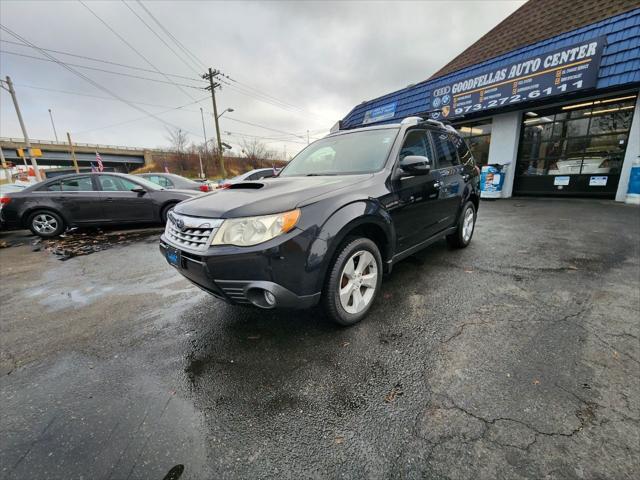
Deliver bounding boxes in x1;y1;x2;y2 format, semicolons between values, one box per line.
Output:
514;93;637;197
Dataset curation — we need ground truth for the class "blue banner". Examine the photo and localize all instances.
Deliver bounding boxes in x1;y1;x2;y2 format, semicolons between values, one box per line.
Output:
363;101;397;124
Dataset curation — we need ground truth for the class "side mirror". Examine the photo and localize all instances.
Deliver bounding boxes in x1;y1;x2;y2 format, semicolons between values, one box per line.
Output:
399;155;431;176
131;186;146;194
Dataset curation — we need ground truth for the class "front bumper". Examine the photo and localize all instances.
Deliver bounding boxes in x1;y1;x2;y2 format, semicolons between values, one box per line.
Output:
159;234;322;309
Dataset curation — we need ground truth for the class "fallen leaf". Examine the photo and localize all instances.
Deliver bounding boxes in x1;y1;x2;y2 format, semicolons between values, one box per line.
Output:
384;383;403;403
334;436;344;444
532;379;540;385
567;265;578;270
342;342;350;347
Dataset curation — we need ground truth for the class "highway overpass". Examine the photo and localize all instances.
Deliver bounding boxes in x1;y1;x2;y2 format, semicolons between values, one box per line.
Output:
0;138;158;172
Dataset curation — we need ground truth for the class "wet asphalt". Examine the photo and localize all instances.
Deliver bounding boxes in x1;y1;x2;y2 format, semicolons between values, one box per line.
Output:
0;198;638;480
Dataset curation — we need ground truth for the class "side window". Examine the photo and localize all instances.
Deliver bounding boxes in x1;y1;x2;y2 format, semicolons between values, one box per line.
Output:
60;176;94;191
160;177;173;187
42;181;61;191
146;175;160;185
400;130;435;164
400;130;428;160
98;176;139;192
451;134;475;167
430;132;459;168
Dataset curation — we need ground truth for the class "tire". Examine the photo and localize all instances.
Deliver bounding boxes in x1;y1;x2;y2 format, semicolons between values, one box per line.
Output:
161;203;176;224
447;201;476;249
27;210;65;238
323;237;383;326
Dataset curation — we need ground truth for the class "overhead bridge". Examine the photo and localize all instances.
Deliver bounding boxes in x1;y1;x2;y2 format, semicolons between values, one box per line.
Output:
0;138;157;172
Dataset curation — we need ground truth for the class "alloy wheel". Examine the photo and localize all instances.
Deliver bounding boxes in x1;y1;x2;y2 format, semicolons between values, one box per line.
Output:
462;207;474;243
339;250;378;314
32;213;58;235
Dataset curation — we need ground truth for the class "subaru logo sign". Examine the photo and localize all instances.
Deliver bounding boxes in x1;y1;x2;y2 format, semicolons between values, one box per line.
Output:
175;217;185;230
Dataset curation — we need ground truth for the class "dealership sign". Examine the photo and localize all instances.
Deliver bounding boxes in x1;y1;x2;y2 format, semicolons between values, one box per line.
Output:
362;101;397;124
430;37;606;120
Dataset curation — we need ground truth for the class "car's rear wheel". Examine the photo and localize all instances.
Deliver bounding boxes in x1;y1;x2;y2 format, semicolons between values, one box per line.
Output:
27;210;65;238
447;201;476;248
323;237;382;326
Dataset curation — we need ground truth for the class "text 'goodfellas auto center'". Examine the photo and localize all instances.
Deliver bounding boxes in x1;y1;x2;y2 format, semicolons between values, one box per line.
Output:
340;0;640;200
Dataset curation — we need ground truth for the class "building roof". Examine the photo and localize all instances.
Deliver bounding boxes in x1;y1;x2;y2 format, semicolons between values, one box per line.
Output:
341;7;640;129
430;0;640;80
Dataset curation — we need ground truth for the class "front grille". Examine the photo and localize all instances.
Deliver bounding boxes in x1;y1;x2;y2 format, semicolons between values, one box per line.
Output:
164;212;223;252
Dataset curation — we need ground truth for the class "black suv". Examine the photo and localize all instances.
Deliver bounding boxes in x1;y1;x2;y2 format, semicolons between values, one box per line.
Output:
160;117;480;325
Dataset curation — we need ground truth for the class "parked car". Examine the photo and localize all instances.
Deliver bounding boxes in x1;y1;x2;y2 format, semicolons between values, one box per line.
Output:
160;117;480;325
137;173;213;192
0;172;198;237
217;168;278;189
547;156;612;175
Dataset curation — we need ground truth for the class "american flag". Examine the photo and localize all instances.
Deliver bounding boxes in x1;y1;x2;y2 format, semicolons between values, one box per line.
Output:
95;152;104;172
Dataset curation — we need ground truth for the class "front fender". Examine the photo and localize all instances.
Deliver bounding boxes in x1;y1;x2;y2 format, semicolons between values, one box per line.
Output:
305;200;394;293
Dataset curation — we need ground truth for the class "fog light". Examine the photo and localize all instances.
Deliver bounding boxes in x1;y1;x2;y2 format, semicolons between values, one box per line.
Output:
264;290;276;306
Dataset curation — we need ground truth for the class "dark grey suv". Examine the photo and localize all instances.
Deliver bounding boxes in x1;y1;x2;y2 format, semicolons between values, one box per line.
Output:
160;117;480;325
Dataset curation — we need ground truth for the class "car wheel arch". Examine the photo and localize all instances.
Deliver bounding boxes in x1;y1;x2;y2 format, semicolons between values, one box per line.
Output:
307;201;394;292
22;206;70;228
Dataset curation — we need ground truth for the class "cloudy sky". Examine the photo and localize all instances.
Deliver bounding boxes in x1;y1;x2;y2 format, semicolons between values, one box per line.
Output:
0;0;524;158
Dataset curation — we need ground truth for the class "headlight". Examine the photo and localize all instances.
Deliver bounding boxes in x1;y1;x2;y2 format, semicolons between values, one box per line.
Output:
211;209;300;246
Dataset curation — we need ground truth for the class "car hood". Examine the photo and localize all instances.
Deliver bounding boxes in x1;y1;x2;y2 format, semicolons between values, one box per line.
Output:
174;175;370;218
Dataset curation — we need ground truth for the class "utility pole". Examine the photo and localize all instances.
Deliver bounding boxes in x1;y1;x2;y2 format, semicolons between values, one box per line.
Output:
197;151;204;179
48;108;59;142
1;76;41;181
199;107;208;148
0;144;7;169
202;68;225;177
66;132;80;173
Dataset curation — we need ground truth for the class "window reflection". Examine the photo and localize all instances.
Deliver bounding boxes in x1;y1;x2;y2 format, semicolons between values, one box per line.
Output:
454;119;492;166
517;95;635;177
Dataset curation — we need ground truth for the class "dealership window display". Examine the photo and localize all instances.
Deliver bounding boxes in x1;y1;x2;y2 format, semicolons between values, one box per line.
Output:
516;94;636;178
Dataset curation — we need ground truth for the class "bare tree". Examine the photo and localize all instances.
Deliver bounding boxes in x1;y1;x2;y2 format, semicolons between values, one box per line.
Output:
166;127;189;153
241;138;276;163
165;127;190;172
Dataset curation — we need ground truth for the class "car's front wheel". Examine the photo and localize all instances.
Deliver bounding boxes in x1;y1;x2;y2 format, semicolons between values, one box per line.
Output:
323;237;383;326
27;210;65;238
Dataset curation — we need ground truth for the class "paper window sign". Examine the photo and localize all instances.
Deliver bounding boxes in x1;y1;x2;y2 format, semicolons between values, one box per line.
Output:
589;176;608;186
554;176;570;186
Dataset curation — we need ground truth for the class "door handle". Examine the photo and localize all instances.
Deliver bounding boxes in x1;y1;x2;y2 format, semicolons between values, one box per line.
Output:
105;197;114;201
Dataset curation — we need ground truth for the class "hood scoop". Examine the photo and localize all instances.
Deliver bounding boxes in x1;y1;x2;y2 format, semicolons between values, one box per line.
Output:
227;182;264;190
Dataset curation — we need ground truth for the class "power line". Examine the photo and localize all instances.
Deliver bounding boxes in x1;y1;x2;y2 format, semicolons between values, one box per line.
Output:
11;82;207;111
135;0;207;71
120;0;203;77
0;24;193;134
0;50;204;90
0;39;205;83
74;97;208;135
223;115;307;140
78;0;199;103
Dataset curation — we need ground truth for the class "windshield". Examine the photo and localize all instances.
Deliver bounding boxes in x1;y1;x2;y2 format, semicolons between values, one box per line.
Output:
279;128;398;177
